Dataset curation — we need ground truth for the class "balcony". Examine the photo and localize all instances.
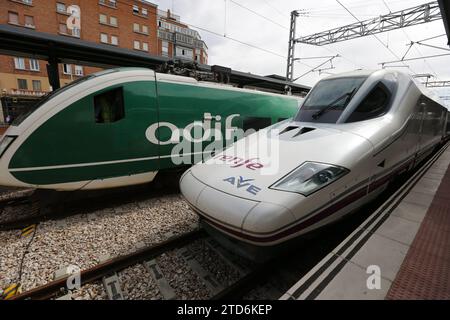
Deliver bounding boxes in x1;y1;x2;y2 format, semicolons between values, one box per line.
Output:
157;30;174;42
194;39;207;51
157;9;180;21
175;33;194;47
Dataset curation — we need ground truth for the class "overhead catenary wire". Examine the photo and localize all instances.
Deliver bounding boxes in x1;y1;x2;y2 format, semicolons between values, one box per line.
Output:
380;0;438;78
415;34;447;43
263;0;290;19
304;0;413;14
168;0;367;79
113;0;315;70
226;1;365;74
335;0;417;75
379;53;450;65
228;0;289;30
293;55;339;81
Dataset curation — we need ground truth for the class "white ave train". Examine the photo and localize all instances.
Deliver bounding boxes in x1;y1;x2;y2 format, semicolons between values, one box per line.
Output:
180;69;450;258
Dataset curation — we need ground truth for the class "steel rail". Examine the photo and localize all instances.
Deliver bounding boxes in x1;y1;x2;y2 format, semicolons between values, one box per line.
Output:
11;229;206;300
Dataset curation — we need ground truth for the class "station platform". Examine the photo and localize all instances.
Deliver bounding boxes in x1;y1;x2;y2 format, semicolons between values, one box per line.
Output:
281;144;450;300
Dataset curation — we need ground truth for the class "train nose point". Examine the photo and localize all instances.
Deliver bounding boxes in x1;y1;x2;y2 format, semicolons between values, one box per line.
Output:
180;170;206;206
242;202;296;236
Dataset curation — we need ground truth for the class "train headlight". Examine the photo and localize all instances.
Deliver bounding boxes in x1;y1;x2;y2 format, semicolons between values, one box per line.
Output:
271;162;349;196
0;136;15;158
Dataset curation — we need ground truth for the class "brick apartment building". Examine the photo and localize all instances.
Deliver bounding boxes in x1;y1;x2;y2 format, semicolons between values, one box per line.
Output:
157;9;208;64
0;0;208;123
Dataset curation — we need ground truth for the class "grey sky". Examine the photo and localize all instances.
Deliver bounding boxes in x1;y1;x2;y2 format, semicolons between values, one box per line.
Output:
153;0;450;101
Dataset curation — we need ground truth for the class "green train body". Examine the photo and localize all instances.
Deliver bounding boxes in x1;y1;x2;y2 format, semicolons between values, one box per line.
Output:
0;68;302;190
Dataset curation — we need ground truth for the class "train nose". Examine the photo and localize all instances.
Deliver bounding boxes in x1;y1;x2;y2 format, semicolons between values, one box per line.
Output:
180;170;297;244
240;202;296;239
180;170;258;229
0;135;22;188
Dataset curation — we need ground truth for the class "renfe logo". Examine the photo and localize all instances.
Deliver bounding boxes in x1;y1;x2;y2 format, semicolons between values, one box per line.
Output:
223;176;261;195
215;155;264;170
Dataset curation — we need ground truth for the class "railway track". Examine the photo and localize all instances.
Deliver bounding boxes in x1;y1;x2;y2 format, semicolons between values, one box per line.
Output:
0;191;40;230
10;229;207;300
7;227;276;301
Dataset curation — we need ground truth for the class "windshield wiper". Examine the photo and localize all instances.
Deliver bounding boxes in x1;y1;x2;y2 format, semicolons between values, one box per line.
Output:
312;88;356;120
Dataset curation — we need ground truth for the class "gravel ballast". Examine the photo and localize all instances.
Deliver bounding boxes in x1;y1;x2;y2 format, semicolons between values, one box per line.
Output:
0;194;198;295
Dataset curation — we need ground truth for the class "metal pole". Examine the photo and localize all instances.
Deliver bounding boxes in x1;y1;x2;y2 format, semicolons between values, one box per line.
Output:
46;44;60;91
286;10;299;83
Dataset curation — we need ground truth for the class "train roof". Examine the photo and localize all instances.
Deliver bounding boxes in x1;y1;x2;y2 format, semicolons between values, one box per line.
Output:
318;69;449;110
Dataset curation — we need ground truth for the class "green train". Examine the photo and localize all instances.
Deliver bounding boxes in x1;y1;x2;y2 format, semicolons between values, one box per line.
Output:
0;68;303;191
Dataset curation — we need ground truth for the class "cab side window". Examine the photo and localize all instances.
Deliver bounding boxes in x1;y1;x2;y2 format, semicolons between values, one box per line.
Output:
94;87;125;123
346;83;390;123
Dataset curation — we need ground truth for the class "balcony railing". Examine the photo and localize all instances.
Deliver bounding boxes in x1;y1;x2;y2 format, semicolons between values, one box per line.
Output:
157;30;174;41
175;33;194;46
157;9;180;21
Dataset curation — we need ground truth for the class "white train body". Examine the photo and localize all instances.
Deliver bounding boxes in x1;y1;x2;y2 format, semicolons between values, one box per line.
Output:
180;70;450;249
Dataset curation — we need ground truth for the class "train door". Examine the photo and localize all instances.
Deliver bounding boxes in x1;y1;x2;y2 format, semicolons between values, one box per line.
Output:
415;97;426;155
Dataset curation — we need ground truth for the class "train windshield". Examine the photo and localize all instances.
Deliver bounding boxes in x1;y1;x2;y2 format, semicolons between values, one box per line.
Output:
11;69;119;126
294;77;367;123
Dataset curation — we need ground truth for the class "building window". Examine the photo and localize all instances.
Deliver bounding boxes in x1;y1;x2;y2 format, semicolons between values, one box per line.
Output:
100;33;108;43
134;40;140;50
142;42;148;51
162;41;169;56
142;25;148;34
56;2;66;13
24;15;35;28
111;35;118;46
141;8;148;16
17;79;28;90
8;12;19;25
29;59;40;71
99;0;116;8
133;23;140;32
32;80;42;91
14;57;26;70
133;5;139;14
59;23;68;34
23;0;33;4
74;65;83;76
63;64;72;75
99;14;107;24
94;87;125;123
176;47;193;59
110;16;117;26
